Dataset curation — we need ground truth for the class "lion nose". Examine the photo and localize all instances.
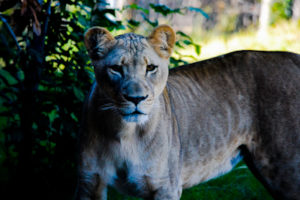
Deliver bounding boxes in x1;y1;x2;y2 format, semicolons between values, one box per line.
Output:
124;94;148;105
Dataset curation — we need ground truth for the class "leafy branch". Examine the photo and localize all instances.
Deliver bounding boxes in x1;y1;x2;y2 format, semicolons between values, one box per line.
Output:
0;13;21;51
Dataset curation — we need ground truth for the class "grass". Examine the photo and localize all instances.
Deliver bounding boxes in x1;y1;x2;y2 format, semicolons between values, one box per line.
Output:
181;162;272;200
106;162;272;200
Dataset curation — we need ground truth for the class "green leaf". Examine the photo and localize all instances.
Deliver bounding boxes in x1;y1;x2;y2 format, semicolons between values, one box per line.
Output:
186;7;209;19
141;13;158;27
73;87;85;101
183;40;193;45
0;69;18;86
176;31;193;42
39;140;47;147
127;19;140;27
194;44;201;56
150;3;181;16
124;3;149;14
70;112;79;122
175;41;184;49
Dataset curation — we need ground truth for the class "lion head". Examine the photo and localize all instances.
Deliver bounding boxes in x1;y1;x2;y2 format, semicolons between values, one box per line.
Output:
84;25;175;124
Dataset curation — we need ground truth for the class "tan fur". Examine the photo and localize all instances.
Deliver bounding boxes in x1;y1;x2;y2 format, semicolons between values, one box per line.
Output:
75;25;300;200
84;27;116;59
147;25;175;58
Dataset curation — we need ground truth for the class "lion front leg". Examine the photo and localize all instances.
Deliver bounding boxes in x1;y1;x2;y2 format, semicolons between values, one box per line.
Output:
75;172;107;200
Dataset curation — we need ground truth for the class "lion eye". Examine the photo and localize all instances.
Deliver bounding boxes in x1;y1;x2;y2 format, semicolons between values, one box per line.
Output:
146;64;158;73
108;65;123;76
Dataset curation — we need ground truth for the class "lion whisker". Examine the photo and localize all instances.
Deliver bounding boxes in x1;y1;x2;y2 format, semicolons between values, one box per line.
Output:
98;103;117;111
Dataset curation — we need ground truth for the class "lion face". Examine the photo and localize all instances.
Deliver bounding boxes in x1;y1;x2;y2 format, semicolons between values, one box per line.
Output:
84;25;175;124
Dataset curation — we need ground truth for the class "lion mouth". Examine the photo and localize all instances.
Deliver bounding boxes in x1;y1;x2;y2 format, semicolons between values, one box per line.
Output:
121;109;148;123
122;110;146;116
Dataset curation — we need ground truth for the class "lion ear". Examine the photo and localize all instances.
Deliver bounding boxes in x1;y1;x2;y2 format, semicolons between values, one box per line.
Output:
147;25;176;59
84;27;115;60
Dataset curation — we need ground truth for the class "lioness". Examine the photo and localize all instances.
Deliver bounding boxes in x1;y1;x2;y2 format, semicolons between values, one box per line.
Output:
75;25;300;200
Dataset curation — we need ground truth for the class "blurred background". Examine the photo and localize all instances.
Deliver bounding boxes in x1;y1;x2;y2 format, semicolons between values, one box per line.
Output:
0;0;299;199
108;0;300;61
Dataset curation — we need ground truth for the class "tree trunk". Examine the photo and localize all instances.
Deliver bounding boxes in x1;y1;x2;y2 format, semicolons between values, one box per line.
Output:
257;0;272;38
293;0;300;20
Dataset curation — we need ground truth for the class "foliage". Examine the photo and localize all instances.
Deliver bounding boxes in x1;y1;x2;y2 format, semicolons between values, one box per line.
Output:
149;3;181;16
271;0;293;23
172;31;201;67
0;0;94;199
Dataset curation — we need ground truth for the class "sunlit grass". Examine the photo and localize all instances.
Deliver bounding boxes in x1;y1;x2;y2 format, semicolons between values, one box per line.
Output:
177;20;300;62
181;162;272;200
